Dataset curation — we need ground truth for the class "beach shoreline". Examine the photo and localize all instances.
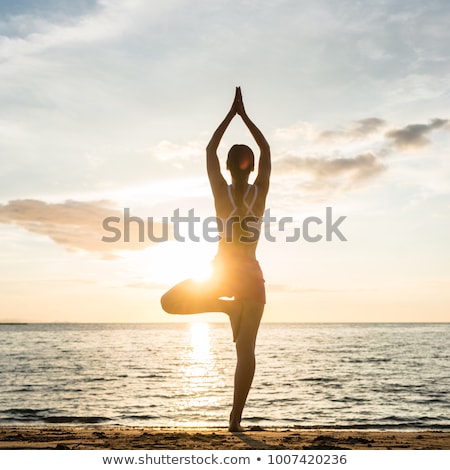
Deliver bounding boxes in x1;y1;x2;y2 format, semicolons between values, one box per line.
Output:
1;426;449;450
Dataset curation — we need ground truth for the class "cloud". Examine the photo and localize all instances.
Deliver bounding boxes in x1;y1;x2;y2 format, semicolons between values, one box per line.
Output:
153;140;204;162
274;117;449;151
0;0;98;20
274;152;386;194
385;119;448;149
0;199;169;257
319;118;386;142
0;1;179;58
270;115;448;202
274;121;319;141
274;118;386;142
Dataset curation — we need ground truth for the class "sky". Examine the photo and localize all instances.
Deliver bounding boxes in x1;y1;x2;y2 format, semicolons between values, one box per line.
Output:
0;0;449;323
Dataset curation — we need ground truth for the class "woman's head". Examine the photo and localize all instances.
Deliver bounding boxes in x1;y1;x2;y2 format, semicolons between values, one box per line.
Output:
226;145;254;181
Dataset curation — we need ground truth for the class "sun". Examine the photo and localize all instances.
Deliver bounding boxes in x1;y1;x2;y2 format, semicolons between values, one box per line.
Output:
139;241;216;286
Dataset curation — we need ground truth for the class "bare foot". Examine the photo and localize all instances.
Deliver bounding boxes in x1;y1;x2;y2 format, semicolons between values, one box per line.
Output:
228;422;244;432
229;411;244;432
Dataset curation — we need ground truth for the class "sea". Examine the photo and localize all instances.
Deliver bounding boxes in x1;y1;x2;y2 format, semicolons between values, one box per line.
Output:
0;322;449;430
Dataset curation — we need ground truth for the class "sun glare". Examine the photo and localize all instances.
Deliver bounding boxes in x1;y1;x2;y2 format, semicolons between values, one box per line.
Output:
138;242;216;286
189;321;211;359
176;322;221;425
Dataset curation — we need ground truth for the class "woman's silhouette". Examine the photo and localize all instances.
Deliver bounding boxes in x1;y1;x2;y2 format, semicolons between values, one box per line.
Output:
161;87;270;432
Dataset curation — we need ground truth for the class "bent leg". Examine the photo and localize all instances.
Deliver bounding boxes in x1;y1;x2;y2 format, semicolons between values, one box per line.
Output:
161;279;232;315
229;301;264;432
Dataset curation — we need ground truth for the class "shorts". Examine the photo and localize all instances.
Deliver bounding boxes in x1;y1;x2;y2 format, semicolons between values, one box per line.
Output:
210;253;266;304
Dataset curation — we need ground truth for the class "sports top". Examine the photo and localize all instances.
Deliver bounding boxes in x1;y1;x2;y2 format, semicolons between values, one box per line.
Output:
227;184;258;218
219;184;262;243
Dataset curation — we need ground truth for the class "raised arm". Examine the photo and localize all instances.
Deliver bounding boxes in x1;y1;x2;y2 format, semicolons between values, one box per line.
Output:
235;88;271;194
206;90;238;196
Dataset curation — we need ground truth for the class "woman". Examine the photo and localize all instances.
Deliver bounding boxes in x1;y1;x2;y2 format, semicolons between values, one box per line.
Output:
161;87;271;432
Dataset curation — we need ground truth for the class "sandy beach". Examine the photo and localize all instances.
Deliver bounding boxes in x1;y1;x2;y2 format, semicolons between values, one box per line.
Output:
1;426;449;450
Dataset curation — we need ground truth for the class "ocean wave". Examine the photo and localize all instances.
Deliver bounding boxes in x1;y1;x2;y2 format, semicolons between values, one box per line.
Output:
1;322;449;429
43;416;111;424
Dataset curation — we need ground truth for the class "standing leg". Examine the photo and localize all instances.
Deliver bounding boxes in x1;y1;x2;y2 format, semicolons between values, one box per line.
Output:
229;301;264;432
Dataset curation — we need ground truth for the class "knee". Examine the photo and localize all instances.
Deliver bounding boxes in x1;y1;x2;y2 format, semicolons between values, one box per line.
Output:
160;291;177;314
235;340;256;359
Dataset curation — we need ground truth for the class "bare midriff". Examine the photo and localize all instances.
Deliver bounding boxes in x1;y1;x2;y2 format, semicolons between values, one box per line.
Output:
216;226;260;260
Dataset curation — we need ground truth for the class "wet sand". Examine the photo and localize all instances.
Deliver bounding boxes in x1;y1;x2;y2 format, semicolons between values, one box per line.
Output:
1;426;449;450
